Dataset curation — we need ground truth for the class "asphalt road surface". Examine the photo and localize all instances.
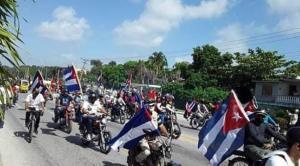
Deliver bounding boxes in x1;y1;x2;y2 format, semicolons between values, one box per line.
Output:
0;93;211;166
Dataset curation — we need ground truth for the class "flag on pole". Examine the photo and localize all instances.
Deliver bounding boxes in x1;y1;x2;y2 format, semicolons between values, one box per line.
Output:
30;70;48;95
198;90;250;165
108;105;159;150
63;65;81;93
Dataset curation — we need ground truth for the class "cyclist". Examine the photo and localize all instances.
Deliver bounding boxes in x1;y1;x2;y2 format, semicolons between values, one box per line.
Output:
25;88;45;134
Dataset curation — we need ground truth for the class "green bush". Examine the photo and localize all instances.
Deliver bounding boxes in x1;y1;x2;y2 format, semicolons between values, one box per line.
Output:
162;83;228;109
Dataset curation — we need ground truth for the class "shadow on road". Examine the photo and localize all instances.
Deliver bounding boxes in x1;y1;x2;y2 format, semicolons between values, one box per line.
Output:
14;131;33;143
40;128;59;137
180;124;197;130
65;135;101;152
46;122;58;129
17;108;25;111
102;161;125;166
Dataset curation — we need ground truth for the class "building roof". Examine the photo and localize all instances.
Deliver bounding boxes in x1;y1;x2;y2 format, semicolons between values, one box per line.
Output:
253;78;300;83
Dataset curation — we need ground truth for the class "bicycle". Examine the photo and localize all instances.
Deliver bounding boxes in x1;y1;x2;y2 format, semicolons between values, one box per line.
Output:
27;107;41;143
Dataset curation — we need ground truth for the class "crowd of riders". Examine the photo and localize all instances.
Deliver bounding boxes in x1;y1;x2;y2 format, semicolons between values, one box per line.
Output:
5;80;300;166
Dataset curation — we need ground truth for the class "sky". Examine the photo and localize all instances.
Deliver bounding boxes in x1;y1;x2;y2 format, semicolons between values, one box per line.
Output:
14;0;300;68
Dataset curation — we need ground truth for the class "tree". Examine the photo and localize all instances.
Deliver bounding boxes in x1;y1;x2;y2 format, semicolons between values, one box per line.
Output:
90;59;103;79
0;0;24;83
232;47;288;88
108;61;117;66
147;51;168;77
283;62;300;78
173;62;191;80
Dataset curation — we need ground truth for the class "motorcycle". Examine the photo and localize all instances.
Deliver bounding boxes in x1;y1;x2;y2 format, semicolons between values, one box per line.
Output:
81;114;112;154
74;103;81;122
111;104;126;124
127;129;174;166
55;105;74;133
164;109;181;139
189;111;210;129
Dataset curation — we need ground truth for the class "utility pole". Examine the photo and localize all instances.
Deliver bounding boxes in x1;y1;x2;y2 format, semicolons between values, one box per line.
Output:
80;58;89;82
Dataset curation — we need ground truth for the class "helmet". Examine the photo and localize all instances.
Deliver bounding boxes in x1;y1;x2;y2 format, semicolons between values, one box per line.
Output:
254;109;267;117
88;92;97;103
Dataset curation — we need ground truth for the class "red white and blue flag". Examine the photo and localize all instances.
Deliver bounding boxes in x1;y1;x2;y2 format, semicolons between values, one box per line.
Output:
108;105;159;150
30;70;48;95
198;90;250;165
63;65;81;93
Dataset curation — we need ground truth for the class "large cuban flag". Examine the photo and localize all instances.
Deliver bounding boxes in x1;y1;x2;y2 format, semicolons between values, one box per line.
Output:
63;66;81;93
108;105;159;150
30;70;47;95
198;90;250;165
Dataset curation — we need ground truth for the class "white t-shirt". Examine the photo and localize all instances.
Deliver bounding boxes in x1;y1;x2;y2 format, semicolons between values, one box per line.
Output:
25;93;45;110
265;150;295;166
82;100;103;116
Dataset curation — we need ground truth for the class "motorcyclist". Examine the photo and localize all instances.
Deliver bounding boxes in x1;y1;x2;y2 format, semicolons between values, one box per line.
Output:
54;89;73;123
135;100;168;164
73;91;82;122
80;92;107;140
244;109;286;161
25;88;45;134
265;127;300;166
198;99;209;114
184;98;197;119
112;92;126;117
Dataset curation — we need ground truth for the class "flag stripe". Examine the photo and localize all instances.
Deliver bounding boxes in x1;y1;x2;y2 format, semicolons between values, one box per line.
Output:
110;121;156;150
209;128;242;165
205;127;228;161
219;129;245;164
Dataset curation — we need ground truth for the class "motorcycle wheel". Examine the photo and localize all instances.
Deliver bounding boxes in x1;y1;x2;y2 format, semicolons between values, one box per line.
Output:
228;157;249;166
28;120;34;143
99;131;111;154
190;117;200;129
172;123;181;139
120;112;126;124
65;119;72;134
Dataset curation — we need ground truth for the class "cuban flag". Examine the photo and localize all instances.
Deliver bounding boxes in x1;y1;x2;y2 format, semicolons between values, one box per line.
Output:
198;90;250;165
63;66;81;93
30;70;48;95
108;105;159;150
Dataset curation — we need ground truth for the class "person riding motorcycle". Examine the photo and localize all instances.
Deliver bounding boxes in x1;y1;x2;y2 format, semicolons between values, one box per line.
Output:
244;109;286;162
79;92;107;140
197;99;210;119
73;91;82;122
112;92;126;117
25;88;45;134
54;89;73;123
135;100;169;164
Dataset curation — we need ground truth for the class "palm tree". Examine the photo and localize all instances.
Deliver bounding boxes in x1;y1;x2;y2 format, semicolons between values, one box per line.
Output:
0;0;24;120
148;51;168;78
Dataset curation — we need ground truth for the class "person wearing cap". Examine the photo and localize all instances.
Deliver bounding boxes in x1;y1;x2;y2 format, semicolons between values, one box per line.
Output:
265;127;300;166
244;109;286;161
53;89;73;123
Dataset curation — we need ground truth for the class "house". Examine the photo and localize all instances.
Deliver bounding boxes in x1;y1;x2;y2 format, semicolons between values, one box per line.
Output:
254;79;300;108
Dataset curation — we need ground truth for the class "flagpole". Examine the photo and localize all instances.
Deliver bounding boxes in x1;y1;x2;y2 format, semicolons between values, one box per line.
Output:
72;65;83;94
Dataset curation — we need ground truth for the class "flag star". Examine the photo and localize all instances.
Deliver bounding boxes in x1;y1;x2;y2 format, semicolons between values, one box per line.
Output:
232;112;241;122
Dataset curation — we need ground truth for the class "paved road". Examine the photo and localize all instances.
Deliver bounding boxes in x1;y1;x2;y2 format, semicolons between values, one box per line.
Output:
0;93;210;166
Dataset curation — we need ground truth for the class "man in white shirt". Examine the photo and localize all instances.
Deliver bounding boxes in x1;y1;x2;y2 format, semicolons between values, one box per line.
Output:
79;92;107;140
25;88;45;134
265;127;300;166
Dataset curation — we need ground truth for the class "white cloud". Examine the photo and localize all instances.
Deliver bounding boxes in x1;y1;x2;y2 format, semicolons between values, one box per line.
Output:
175;55;192;63
37;6;90;42
266;0;300;31
214;23;248;53
114;0;232;47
